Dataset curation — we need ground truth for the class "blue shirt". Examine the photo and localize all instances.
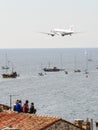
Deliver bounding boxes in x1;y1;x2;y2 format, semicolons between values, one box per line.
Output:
15;103;22;112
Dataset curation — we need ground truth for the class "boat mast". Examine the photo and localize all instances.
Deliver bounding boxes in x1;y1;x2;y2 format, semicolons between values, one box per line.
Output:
60;53;63;70
85;50;88;73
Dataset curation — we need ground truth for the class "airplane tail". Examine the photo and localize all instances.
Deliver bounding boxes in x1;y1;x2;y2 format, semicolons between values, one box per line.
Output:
69;25;74;31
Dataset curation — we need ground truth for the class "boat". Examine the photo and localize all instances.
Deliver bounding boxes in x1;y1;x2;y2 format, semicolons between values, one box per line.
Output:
84;70;89;74
88;58;93;62
2;66;9;70
84;51;89;74
2;54;10;70
74;69;81;73
2;54;19;78
2;71;18;78
38;72;44;76
64;70;68;74
96;66;98;70
38;63;45;76
73;53;81;73
43;66;63;72
43;58;64;72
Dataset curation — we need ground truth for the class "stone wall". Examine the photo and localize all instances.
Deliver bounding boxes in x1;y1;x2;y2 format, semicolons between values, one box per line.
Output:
43;120;84;130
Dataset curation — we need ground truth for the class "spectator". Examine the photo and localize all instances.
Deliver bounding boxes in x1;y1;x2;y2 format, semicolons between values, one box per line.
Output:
15;100;22;113
29;102;36;114
22;100;29;113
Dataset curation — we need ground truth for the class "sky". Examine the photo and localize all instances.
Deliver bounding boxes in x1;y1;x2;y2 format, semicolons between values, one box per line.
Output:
0;0;98;48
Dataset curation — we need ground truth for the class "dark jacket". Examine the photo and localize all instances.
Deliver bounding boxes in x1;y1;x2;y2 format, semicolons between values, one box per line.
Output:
29;104;36;114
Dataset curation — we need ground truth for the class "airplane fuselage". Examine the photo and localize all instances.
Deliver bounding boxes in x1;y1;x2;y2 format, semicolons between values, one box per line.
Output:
51;29;74;36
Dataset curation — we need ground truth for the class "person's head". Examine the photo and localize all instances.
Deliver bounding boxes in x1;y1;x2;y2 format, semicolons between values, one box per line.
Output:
25;100;29;104
31;102;34;105
16;100;19;103
19;100;22;104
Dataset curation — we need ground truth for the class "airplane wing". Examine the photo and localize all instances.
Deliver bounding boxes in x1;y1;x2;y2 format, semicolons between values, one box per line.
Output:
60;31;83;36
37;32;56;36
73;31;83;34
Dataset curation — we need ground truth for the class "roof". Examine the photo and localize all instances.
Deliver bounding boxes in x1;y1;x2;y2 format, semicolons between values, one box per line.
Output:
0;104;10;110
0;111;61;130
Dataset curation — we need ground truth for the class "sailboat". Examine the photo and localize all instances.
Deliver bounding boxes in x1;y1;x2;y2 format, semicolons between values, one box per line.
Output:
43;56;64;72
74;54;81;73
2;68;18;78
84;50;89;74
2;54;18;78
38;63;44;76
2;54;10;70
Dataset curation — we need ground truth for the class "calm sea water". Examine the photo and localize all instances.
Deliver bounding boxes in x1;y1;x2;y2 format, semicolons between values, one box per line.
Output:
0;48;98;124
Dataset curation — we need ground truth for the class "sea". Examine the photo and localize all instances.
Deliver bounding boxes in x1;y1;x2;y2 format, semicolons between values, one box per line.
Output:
0;48;98;125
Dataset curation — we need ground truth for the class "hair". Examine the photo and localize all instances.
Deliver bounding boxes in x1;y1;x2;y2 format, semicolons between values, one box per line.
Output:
25;100;29;104
31;102;34;105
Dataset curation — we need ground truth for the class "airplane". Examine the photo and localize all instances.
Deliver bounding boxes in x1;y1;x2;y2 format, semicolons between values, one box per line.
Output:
39;26;80;37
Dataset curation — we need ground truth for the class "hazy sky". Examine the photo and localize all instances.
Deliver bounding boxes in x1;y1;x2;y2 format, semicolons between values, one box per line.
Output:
0;0;98;48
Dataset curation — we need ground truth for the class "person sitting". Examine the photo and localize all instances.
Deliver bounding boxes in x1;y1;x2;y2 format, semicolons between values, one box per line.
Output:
22;100;29;113
29;102;36;114
15;100;22;113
